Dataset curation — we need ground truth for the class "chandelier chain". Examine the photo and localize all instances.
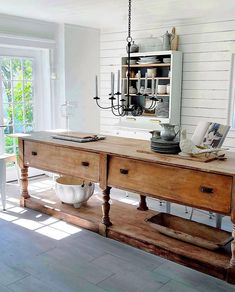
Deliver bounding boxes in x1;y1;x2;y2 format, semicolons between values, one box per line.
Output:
128;0;131;39
93;0;158;116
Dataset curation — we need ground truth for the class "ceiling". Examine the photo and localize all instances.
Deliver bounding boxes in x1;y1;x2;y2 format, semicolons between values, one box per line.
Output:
0;0;235;30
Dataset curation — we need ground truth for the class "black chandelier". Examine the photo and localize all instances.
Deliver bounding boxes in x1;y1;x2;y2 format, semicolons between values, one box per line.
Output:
94;0;160;116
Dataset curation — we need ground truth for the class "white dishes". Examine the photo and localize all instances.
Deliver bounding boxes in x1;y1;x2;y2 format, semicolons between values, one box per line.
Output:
158;85;167;94
137;56;160;64
127;59;137;65
139;86;152;95
137;60;160;64
163;58;171;63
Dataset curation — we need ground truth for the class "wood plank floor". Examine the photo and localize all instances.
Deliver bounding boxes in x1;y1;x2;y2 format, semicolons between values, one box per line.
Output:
1;177;235;291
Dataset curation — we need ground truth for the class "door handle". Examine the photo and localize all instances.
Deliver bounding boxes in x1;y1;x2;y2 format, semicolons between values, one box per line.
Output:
81;161;89;167
200;186;213;194
120;169;129;175
31;151;37;156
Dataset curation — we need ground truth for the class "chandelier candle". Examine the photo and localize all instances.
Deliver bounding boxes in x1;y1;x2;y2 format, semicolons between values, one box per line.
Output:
137;70;141;93
152;75;155;96
95;75;98;97
144;72;148;93
117;70;120;93
111;72;115;96
93;0;159;116
155;79;159;98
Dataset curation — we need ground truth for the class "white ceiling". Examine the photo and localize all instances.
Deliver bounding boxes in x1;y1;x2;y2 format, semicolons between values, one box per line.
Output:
0;0;235;30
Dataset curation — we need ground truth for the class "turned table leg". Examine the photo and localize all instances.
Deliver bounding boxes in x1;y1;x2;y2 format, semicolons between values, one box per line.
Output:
101;186;112;227
137;195;148;211
230;224;235;267
227;223;235;284
21;166;30;199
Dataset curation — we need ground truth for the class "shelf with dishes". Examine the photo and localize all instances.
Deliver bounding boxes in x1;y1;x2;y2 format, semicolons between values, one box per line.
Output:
124;93;170;97
122;77;170;80
120;51;182;123
122;63;171;68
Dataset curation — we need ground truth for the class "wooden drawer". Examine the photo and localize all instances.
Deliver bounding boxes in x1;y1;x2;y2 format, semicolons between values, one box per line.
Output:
24;141;100;182
108;157;232;214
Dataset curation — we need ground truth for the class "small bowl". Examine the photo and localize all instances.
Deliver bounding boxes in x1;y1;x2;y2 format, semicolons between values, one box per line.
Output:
126;59;137;65
163;58;171;63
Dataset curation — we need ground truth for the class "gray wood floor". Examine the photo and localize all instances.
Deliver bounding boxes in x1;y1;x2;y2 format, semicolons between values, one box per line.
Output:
0;177;234;292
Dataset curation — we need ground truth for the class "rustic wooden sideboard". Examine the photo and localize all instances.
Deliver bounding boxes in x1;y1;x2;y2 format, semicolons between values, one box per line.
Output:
18;132;235;284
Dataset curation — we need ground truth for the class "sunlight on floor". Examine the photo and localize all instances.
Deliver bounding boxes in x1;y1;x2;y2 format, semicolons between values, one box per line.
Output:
0;212;18;222
119;197;139;205
0;177;83;240
1;175;233;242
36;225;81;240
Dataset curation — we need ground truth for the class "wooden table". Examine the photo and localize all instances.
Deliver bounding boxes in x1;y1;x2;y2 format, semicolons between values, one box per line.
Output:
18;132;235;284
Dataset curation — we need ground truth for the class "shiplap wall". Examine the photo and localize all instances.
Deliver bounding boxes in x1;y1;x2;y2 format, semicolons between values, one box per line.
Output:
99;19;235;151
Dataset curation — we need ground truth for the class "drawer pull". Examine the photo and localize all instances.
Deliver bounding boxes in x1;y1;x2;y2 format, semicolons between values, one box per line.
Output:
31;151;37;156
200;186;213;194
120;169;128;175
81;161;89;167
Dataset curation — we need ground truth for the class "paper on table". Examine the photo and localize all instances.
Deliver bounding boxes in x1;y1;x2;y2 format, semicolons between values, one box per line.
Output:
52;132;106;143
54;132;97;139
191;121;230;148
191;121;210;146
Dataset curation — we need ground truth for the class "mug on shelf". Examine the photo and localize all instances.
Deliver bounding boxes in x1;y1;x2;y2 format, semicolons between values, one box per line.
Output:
147;68;157;78
126;70;136;78
129;86;137;94
157;85;167;94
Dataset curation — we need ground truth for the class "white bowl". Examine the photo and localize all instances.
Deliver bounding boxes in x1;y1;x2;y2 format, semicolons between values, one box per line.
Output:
163;58;171;63
126;59;137;65
55;176;95;208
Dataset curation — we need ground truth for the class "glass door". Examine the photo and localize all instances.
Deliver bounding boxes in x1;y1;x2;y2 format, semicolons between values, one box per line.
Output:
0;47;51;180
1;56;34;155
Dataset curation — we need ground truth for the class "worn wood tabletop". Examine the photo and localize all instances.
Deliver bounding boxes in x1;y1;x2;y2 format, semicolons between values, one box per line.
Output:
21;131;235;176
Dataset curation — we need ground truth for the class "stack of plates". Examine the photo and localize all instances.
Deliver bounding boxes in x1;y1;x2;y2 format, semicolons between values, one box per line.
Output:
151;138;180;154
137;56;160;64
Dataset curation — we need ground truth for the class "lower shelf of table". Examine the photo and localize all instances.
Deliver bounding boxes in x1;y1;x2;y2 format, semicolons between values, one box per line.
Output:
21;190;234;284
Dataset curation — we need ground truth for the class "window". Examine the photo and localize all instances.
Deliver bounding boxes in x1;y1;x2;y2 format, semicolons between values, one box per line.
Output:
1;57;34;154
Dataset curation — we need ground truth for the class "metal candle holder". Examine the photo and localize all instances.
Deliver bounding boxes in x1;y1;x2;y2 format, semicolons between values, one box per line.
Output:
93;0;161;117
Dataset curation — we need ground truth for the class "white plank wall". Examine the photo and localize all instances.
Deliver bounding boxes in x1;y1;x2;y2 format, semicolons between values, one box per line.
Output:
99;19;235;151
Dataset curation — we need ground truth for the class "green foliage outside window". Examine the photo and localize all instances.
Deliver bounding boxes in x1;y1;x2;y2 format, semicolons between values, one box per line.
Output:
1;57;34;154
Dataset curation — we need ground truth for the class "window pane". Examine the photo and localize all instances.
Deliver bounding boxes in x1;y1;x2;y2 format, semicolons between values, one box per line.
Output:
3;103;13;126
25;124;33;132
14;103;24;127
23;59;33;80
24;81;33;102
2;80;12;103
25;103;33;124
13;81;23;103
12;58;23;80
14;123;24;133
1;58;11;81
5;147;14;154
4;136;13;147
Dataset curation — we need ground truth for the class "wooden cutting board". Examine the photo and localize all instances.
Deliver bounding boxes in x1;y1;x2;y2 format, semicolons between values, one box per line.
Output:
136;148;226;163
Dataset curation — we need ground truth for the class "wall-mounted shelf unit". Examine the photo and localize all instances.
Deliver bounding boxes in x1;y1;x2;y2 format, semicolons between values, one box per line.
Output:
120;50;183;130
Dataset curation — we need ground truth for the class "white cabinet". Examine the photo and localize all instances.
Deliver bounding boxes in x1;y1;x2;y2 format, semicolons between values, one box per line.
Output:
120;50;182;135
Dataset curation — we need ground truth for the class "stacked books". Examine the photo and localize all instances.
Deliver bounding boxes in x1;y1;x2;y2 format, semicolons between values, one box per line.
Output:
52;132;105;143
